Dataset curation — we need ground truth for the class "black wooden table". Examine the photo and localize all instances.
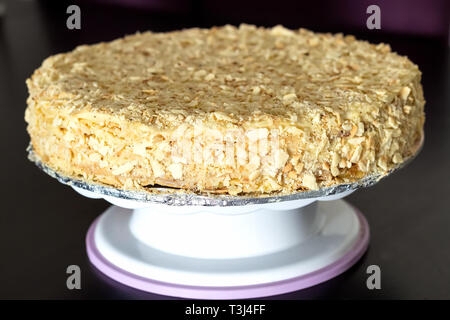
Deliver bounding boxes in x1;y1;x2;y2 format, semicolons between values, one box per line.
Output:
0;0;449;299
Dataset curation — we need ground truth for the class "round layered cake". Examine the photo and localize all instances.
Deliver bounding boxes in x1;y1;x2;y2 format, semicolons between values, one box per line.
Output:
25;25;425;195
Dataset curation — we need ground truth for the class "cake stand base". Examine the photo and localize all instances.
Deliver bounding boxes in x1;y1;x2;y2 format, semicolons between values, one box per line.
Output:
86;199;369;299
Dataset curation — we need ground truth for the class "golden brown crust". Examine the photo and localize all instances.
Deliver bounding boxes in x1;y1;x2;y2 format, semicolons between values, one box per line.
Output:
25;25;425;195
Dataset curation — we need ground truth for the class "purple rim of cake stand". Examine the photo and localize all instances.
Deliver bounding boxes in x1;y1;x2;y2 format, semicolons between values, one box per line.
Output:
85;205;370;299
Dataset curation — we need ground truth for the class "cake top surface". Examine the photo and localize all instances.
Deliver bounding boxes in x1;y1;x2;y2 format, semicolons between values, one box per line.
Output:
28;24;420;129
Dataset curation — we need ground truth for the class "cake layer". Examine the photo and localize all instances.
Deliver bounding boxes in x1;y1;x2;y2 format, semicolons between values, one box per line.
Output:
25;25;425;195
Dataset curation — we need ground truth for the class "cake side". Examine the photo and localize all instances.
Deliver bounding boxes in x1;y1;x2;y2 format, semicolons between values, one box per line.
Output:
25;25;425;195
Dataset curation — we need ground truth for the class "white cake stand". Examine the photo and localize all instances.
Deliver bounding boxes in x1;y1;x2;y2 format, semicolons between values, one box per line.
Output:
79;187;368;299
28;142;422;299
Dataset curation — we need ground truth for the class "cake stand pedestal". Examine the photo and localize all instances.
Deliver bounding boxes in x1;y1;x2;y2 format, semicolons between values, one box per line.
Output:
75;187;369;299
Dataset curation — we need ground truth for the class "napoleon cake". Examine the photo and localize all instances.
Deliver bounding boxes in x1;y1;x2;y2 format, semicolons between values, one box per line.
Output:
25;24;425;196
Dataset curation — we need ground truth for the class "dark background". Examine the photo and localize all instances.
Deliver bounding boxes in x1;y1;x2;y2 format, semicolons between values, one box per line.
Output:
0;0;449;299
